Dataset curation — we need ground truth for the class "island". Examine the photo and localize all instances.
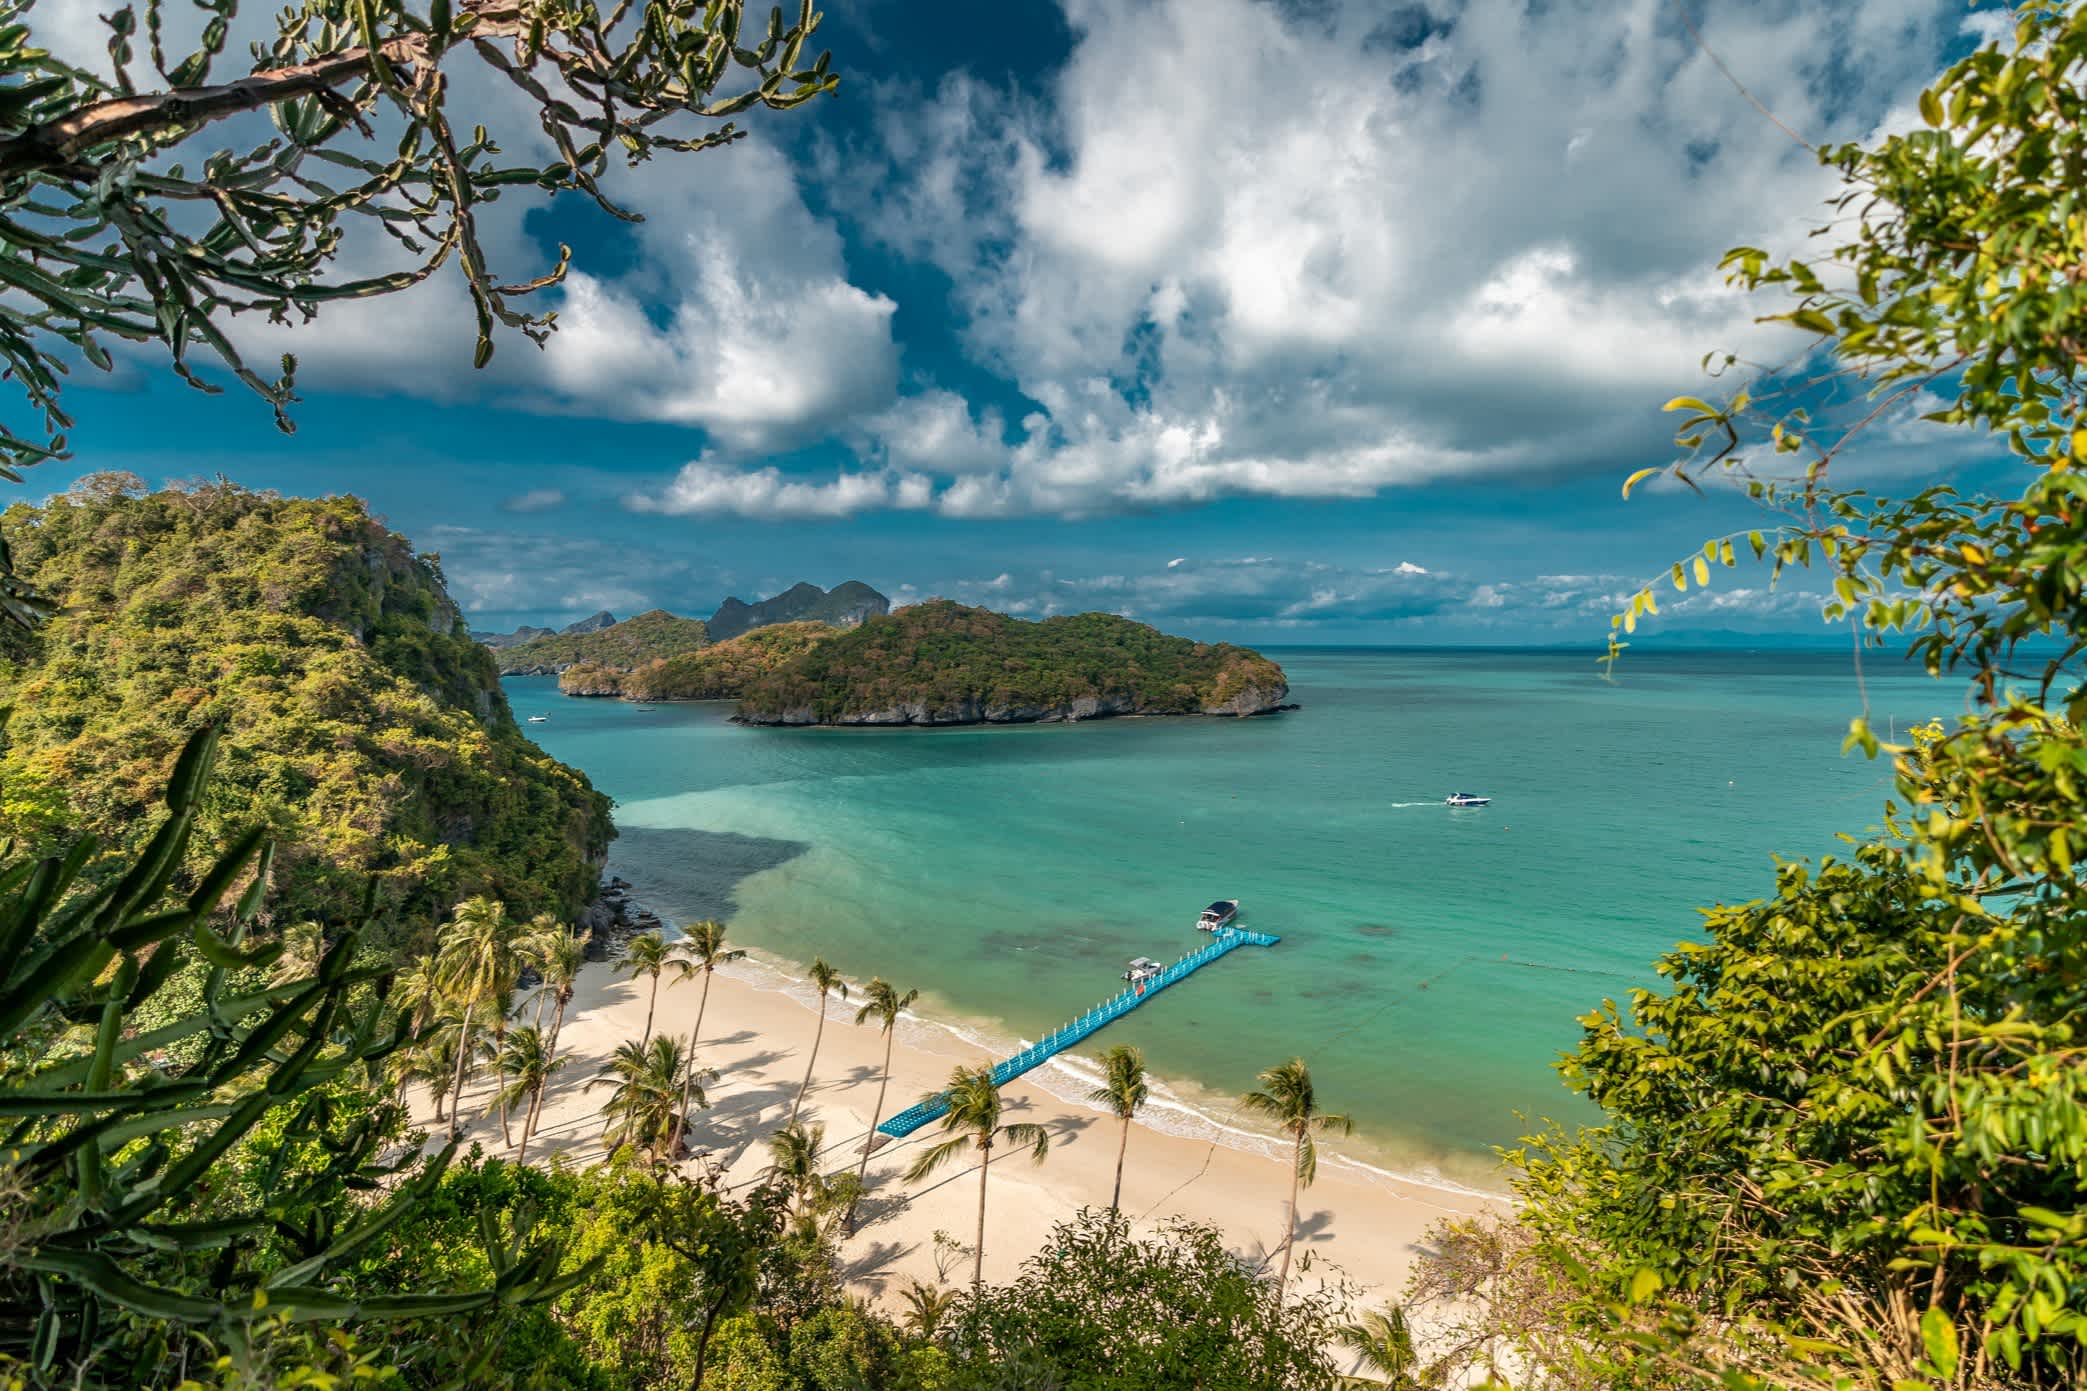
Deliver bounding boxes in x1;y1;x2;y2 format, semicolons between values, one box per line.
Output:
559;622;836;699
492;608;711;675
732;601;1289;726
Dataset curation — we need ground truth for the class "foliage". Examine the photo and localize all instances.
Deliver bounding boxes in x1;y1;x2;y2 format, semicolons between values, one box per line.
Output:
943;1211;1348;1391
0;0;838;479
581;622;838;701
0;725;589;1388
1086;1044;1147;1214
0;479;611;927
500;610;712;677
588;1034;712;1162
1335;1303;1436;1389
903;1066;1050;1291
1240;1057;1352;1292
734;601;1289;724
1515;6;2087;1388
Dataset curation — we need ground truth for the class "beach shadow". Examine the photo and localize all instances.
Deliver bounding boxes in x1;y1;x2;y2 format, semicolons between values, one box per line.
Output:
842;1239;914;1286
703;1028;758;1049
608;826;809;924
1294;1208;1336;1244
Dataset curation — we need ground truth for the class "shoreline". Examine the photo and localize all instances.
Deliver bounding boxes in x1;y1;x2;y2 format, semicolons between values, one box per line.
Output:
417;941;1502;1313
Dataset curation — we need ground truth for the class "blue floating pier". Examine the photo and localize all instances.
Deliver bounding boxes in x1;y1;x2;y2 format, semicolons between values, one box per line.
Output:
875;926;1280;1140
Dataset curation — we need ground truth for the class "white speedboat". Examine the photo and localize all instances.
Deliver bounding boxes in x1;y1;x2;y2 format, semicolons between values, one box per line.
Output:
1122;957;1163;984
1196;899;1240;932
528;715;549;723
1444;792;1491;807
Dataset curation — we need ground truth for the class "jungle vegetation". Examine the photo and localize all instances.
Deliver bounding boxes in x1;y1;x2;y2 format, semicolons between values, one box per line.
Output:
496;610;713;676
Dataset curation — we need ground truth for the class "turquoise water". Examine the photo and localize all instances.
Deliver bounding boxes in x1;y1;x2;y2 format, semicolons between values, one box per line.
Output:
508;648;1951;1187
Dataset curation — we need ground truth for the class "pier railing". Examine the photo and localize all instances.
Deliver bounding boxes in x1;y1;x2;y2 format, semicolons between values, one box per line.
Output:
874;926;1280;1140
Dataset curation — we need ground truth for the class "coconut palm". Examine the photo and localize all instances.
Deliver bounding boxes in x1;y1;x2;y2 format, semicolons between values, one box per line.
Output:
513;913;568;1028
788;958;849;1126
489;1025;568;1164
763;1121;826;1220
394;954;445;1046
1087;1044;1149;1213
903;1065;1050;1291
1336;1304;1435;1388
436;896;518;1138
897;1280;957;1340
1239;1056;1353;1293
395;1027;460;1122
673;918;743;1156
615;931;682;1051
537;927;591;1067
589;1035;715;1162
848;977;918;1230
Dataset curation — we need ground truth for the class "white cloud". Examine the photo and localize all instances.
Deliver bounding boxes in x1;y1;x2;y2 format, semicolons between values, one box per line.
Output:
500;488;567;513
630;455;933;521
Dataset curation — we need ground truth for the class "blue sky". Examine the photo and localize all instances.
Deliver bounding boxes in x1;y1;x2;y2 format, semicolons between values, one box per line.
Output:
26;0;2020;643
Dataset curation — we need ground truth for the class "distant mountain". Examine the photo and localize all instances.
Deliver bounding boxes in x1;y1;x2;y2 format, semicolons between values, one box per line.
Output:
474;623;556;649
707;580;888;642
493;609;709;675
474;610;619;648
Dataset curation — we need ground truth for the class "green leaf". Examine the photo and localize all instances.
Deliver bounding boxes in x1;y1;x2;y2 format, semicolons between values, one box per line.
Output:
1918;87;1943;127
1920;1304;1958;1378
1628;1267;1660;1304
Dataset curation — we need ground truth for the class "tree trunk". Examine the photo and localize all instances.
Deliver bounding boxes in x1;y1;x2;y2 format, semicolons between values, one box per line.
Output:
446;1011;476;1139
789;992;828;1127
848;1028;896;1234
973;1137;992;1292
1276;1129;1303;1294
641;972;660;1050
676;970;713;1158
518;1081;537;1164
1111;1113;1131;1212
548;990;571;1063
494;1019;514;1147
688;1290;728;1391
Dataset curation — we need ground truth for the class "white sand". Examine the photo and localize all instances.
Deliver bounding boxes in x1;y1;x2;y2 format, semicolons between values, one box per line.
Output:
415;956;1499;1310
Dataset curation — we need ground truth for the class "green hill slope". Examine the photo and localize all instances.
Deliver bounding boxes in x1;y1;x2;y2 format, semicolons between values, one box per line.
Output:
733;601;1289;726
0;476;611;925
560;621;838;700
492;607;710;674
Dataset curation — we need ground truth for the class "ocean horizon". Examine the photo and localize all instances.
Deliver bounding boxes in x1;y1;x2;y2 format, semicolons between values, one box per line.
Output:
510;645;1952;1191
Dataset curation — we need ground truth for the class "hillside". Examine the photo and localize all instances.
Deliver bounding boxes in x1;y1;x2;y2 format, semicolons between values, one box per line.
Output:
733;601;1289;726
493;607;709;674
560;621;838;699
707;579;888;641
0;476;612;925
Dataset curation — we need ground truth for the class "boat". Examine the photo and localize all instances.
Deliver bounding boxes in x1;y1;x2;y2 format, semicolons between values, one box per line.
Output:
1444;792;1491;807
527;714;549;723
1121;957;1163;983
1195;899;1240;932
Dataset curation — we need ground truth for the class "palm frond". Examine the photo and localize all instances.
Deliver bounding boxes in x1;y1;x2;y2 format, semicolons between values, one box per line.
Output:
904;1134;972;1183
1000;1121;1051;1163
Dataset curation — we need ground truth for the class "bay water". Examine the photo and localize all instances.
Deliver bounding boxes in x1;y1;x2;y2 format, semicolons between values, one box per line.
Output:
508;647;1951;1190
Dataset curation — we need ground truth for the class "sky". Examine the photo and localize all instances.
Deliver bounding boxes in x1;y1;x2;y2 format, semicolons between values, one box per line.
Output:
20;0;2024;643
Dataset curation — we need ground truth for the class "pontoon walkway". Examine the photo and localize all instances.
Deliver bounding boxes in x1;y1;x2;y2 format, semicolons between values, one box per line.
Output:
874;926;1280;1140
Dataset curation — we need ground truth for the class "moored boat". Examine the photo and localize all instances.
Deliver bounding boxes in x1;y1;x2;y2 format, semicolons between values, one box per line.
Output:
1122;956;1163;983
1196;899;1240;931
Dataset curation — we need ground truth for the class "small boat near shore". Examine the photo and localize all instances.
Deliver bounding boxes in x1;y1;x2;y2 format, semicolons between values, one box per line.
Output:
1196;899;1240;932
1444;792;1491;807
1122;956;1162;983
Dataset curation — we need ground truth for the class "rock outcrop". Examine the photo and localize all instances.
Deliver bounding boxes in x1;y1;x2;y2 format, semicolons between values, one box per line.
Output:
706;580;889;641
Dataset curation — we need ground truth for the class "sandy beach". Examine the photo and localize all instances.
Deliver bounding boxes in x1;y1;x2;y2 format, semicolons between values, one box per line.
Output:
414;953;1500;1312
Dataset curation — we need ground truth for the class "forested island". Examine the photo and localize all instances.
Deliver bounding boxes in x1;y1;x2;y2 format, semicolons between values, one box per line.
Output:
492;608;712;674
733;601;1290;725
560;621;836;698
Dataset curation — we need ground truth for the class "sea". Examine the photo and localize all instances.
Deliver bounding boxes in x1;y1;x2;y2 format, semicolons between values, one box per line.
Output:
506;646;1953;1193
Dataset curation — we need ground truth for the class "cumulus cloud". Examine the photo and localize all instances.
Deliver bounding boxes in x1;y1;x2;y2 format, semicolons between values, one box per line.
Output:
630;455;934;520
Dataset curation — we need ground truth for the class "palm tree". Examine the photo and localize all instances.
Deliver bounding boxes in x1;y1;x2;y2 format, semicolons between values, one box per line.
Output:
436;896;517;1138
903;1065;1049;1291
788;958;849;1126
394;1027;459;1122
674;918;743;1156
615;931;682;1051
490;1024;568;1164
1336;1304;1435;1388
588;1035;715;1162
848;977;918;1230
897;1280;957;1340
1087;1044;1149;1213
394;954;445;1046
537;927;591;1067
1239;1056;1353;1294
513;912;568;1029
763;1121;826;1219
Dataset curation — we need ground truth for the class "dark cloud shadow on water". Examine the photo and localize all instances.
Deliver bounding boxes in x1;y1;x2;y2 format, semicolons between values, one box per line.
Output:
607;826;808;925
